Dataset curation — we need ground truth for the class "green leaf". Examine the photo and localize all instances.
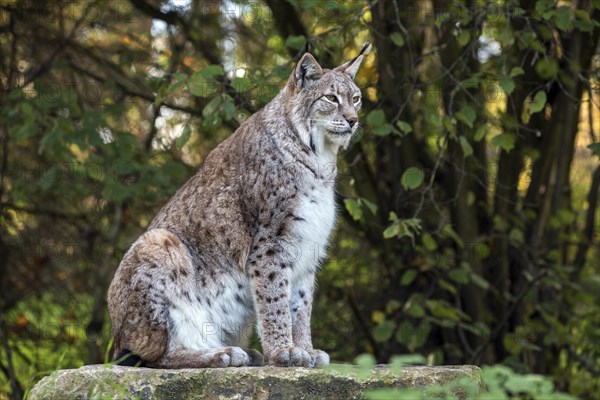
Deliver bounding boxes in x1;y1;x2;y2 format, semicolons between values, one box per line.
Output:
411;321;431;349
428;113;442;128
449;266;470;284
573;9;596;31
439;279;457;295
499;77;515;95
426;299;470;322
383;224;399;239
102;179;132;203
396;120;413;134
405;302;425;318
390;354;427;367
401;167;424;190
395;321;414;345
496;26;514;46
422;233;437;251
188;72;213;97
285;35;306;50
390;32;404;47
509;227;525;243
470;272;490;290
587;142;600;158
384;217;422;241
186;66;223;99
554;7;573;31
510;67;525;77
344;198;363;221
535;59;559;79
456;105;476;128
202;96;222;118
459;136;473;158
175;126;191;148
401;270;418;286
223;101;236;121
457;30;470;46
441;224;464;248
373;320;396;342
361;198;378;215
474;123;488;142
386;300;402;314
373;123;393;136
366;110;386;127
536;0;554;14
231;77;252;93
505;374;543;394
372;310;385;324
493;215;509;232
13;122;37;139
521;91;547;123
354;353;376;368
461;75;480;89
491;133;516;152
574;9;592;23
200;64;224;79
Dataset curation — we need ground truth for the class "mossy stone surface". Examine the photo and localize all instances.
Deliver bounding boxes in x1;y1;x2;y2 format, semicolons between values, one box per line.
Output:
29;364;481;399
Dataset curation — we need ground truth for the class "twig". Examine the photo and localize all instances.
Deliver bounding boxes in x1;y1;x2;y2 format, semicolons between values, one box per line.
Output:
588;85;597;143
18;2;97;90
469;270;547;364
455;292;475;358
347;294;380;361
566;346;599;376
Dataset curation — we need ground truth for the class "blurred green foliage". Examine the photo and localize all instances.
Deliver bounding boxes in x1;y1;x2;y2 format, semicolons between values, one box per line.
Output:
0;0;598;399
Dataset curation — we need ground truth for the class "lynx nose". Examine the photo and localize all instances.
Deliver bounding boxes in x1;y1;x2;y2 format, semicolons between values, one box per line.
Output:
345;115;358;127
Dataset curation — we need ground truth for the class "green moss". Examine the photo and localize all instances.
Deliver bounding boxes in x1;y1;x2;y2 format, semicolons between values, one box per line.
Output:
29;364;482;400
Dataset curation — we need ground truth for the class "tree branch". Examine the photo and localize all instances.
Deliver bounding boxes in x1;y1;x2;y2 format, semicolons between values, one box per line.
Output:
264;0;308;58
129;0;223;66
573;165;600;273
19;2;97;90
129;0;187;27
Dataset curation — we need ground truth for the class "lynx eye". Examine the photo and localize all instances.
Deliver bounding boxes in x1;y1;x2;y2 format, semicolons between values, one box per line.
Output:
352;95;361;103
324;95;338;103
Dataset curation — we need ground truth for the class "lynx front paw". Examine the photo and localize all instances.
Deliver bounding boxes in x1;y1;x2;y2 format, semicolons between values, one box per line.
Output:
268;346;311;367
308;349;329;368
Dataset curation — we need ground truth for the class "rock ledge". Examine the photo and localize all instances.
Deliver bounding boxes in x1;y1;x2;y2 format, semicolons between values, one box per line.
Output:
29;364;481;399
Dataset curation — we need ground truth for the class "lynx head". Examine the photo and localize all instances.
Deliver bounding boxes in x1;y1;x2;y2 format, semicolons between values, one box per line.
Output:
284;43;370;156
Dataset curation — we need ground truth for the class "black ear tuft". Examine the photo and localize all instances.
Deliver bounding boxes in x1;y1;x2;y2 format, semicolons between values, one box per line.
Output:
334;42;372;80
295;53;323;88
302;40;311;55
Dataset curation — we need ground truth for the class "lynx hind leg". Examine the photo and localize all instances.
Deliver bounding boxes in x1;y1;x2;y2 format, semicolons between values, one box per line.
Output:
111;229;262;368
110;228;194;365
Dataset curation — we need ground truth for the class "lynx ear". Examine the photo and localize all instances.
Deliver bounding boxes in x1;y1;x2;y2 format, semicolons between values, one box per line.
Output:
334;42;372;80
295;53;323;88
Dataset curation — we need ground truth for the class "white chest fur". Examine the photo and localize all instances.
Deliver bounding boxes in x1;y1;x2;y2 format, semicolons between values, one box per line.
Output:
290;179;336;282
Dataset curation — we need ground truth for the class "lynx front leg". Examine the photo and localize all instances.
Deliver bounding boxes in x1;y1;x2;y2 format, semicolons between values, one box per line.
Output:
291;276;330;368
247;245;311;367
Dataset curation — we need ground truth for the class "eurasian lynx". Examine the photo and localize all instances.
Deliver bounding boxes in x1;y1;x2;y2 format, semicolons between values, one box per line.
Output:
108;44;369;368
